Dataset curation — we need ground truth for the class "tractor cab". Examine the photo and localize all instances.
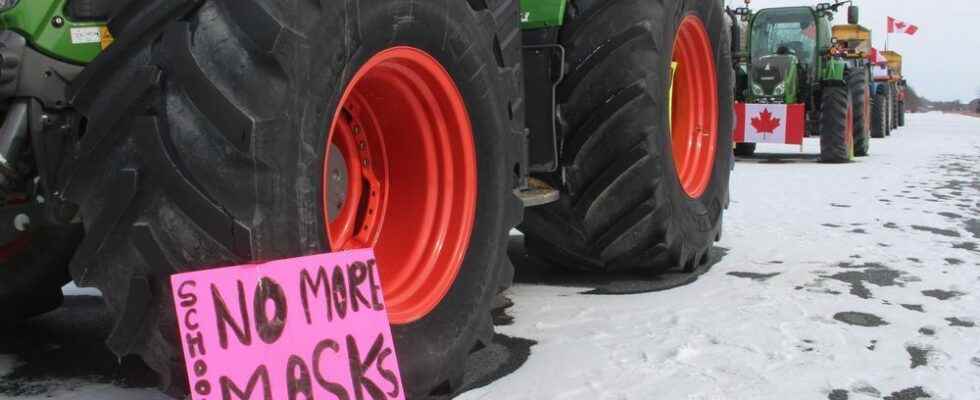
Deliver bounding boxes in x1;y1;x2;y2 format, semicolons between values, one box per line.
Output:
747;7;829;104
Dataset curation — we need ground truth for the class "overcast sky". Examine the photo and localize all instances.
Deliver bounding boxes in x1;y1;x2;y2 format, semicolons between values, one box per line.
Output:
728;0;980;102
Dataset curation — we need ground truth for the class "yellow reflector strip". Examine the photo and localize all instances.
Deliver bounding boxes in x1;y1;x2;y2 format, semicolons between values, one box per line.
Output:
669;61;678;131
100;26;114;50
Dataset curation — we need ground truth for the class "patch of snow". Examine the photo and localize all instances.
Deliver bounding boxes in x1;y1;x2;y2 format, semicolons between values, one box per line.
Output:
61;283;101;297
461;113;980;400
0;384;170;400
0;356;19;378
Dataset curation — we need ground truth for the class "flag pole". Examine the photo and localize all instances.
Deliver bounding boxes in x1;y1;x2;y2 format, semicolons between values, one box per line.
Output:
885;17;890;51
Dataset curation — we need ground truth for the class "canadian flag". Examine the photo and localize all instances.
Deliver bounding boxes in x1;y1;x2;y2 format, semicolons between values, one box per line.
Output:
734;103;806;145
888;17;919;35
868;47;887;65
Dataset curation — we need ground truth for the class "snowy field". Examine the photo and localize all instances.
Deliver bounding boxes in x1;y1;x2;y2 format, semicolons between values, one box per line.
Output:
2;112;978;399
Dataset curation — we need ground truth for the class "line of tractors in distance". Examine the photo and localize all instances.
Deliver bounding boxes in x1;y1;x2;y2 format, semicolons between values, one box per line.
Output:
726;1;908;162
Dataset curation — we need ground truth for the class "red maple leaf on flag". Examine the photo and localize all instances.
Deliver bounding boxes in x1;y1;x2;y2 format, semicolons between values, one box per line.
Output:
888;17;919;35
751;108;781;134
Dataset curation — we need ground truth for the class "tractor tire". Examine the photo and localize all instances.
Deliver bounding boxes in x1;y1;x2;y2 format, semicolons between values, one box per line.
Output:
0;225;82;320
888;84;897;133
884;85;893;136
63;0;524;398
734;143;757;157
849;70;870;157
819;85;854;163
871;89;887;139
898;101;906;127
892;86;900;130
521;0;734;272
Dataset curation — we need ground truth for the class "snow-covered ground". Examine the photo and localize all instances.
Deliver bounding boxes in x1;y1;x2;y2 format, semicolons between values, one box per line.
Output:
462;113;980;400
2;113;978;399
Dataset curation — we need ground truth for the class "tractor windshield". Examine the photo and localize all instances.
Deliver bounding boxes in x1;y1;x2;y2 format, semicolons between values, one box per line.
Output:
750;8;817;68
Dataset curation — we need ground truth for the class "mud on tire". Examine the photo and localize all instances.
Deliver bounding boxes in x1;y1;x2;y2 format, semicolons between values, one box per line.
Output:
521;0;734;272
62;0;524;398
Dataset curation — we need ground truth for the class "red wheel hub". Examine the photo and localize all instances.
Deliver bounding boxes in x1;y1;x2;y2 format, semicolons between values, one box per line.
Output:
670;15;718;198
323;47;477;324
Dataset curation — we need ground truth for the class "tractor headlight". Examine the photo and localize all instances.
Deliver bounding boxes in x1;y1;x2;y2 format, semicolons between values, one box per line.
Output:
0;0;18;11
752;83;764;96
773;82;786;96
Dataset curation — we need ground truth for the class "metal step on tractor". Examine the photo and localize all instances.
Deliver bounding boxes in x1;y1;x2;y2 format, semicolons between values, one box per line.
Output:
731;1;864;163
0;0;733;398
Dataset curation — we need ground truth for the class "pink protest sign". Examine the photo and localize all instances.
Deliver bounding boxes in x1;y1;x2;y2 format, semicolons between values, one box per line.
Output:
170;248;404;400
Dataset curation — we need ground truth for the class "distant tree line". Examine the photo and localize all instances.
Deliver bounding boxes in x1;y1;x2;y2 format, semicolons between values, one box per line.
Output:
904;85;925;113
904;85;980;114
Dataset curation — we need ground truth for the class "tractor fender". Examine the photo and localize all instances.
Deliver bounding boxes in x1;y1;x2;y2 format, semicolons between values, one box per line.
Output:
820;59;848;84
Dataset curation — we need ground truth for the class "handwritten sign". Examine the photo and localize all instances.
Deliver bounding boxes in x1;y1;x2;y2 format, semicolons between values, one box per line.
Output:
171;249;404;400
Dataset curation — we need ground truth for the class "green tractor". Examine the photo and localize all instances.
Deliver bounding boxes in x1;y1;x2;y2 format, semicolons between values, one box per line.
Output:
733;2;862;162
0;0;734;398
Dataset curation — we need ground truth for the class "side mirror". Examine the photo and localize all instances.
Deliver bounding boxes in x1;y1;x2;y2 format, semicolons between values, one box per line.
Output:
848;6;859;25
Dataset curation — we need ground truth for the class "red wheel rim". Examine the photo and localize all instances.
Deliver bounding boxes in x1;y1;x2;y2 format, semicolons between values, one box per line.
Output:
323;47;477;324
671;15;718;198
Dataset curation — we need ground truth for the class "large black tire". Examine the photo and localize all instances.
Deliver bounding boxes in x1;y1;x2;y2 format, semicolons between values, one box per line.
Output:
734;143;757;157
819;85;853;163
0;225;82;320
63;0;523;398
521;0;734;272
892;85;900;130
884;85;893;136
887;84;897;133
849;70;870;157
870;88;887;138
898;101;906;127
